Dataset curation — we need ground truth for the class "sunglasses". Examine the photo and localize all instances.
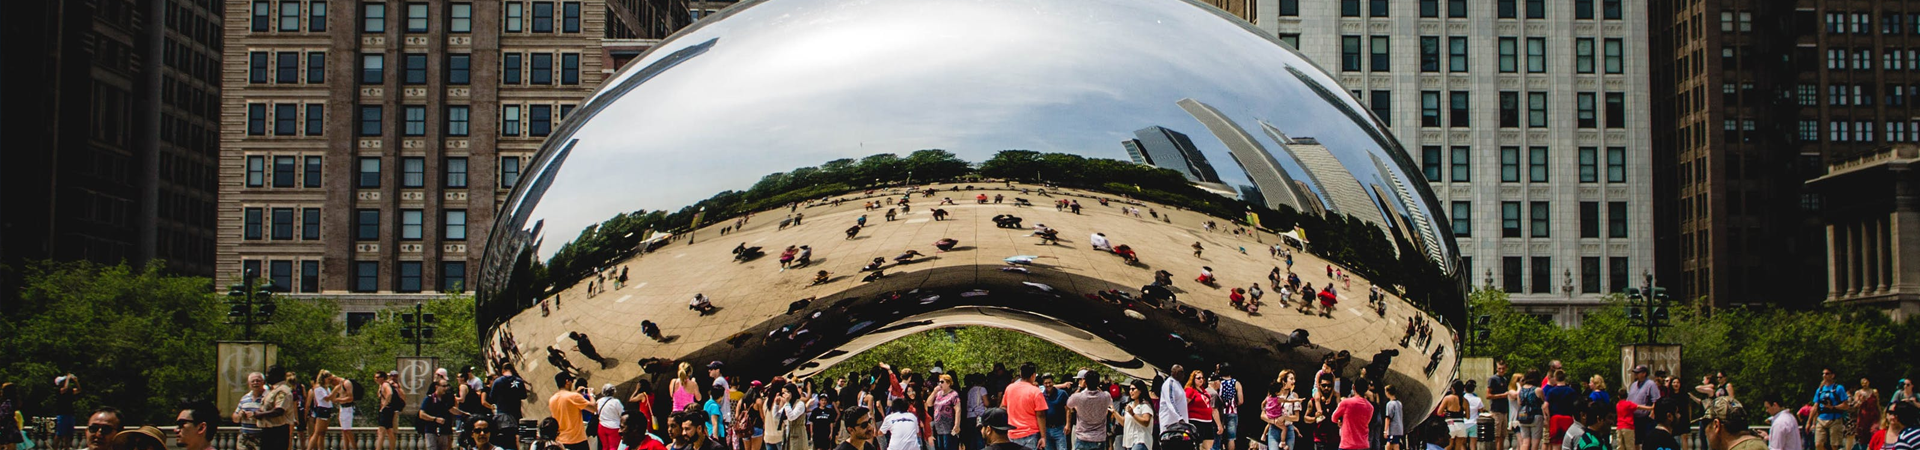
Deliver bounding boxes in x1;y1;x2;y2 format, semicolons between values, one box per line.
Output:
176;420;201;426
855;420;874;428
88;425;116;433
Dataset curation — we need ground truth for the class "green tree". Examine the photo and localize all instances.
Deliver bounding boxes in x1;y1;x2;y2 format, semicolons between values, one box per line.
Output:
831;327;1117;381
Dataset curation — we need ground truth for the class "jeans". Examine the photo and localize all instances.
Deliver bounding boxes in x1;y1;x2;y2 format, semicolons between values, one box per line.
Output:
1214;415;1239;450
1047;428;1069;450
1268;425;1297;450
1075;439;1107;450
936;434;958;450
1013;434;1042;450
767;443;785;450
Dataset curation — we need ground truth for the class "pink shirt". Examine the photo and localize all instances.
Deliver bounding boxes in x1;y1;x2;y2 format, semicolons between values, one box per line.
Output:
1333;396;1374;450
1003;381;1047;439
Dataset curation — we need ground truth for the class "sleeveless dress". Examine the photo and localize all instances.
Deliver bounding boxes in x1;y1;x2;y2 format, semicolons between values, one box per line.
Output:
671;379;697;412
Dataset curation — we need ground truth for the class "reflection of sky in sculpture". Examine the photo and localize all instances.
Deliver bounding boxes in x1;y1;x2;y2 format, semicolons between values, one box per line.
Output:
520;0;1447;264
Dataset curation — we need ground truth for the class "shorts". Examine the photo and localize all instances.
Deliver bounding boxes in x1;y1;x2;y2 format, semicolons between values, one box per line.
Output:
1547;415;1573;445
338;406;356;428
1218;415;1239;441
1814;418;1847;448
56;415;76;437
1192;420;1217;441
1517;421;1541;440
1448;420;1471;438
1385;436;1405;446
1614;428;1635;450
312;406;335;419
378;409;398;428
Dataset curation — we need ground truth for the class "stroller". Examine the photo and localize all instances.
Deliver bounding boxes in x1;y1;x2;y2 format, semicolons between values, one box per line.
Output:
1159;421;1199;450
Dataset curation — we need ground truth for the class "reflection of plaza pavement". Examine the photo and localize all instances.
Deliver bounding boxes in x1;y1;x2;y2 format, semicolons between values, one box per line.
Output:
496;184;1456;416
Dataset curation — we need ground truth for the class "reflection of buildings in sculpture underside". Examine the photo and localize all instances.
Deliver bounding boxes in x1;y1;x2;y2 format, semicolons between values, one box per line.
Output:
471;0;1466;431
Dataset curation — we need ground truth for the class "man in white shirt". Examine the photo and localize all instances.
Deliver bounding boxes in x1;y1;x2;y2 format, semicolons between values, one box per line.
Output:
1764;397;1802;450
1158;365;1189;433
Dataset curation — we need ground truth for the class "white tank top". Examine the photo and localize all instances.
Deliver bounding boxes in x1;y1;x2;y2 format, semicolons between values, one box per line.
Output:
314;386;334;408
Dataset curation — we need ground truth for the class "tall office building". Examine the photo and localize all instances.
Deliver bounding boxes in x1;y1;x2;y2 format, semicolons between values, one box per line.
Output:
1647;1;1905;310
218;0;689;324
2;0;225;303
1254;0;1653;325
1178;98;1314;214
1129;126;1226;184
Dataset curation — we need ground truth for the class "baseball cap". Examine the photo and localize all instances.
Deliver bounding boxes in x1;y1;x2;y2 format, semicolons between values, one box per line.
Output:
1073;370;1089;380
1698;396;1746;426
981;408;1015;431
1632;365;1650;374
707;361;726;370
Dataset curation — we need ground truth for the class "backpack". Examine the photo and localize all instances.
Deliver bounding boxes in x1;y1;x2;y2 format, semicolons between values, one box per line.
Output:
388;384;409;411
1517;387;1542;424
1575;430;1611;450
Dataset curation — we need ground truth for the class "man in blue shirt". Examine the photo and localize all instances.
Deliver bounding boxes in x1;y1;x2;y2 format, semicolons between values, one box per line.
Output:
1808;368;1850;450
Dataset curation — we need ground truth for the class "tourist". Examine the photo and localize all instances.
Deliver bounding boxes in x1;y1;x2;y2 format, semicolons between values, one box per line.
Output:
1705;398;1763;450
1547;370;1580;449
1264;371;1303;450
600;385;628;450
418;380;460;450
1811;368;1852;450
1629;366;1664;450
1464;381;1484;444
1764;396;1803;450
1123;381;1155;450
235;373;267;450
1186;370;1217;450
1857;380;1883;450
1216;364;1244;450
1383;386;1405;450
1489;361;1514;450
333;372;359;450
308;370;335;450
674;363;703;412
52;375;81;450
488;366;529;450
704;386;729;443
375;371;402;450
548;373;596;450
883;398;923;450
1001;363;1049;450
1043;374;1071;450
980;408;1028;450
1619;396;1641;450
176;400;219;450
1064;371;1113;450
691;294;717;314
1438;382;1467;450
1332;378;1374;450
108;426;165;450
1161;365;1191;434
811;395;842;450
469;417;511;450
1884;403;1919;450
1091;234;1112;252
675;410;729;450
932;375;963;450
967;374;992;450
936;239;960;252
1518;371;1546;450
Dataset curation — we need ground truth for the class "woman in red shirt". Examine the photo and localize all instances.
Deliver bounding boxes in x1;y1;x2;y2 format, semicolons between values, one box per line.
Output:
1188;370;1218;450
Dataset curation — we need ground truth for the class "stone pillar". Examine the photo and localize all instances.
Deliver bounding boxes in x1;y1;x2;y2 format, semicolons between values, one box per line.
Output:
1865;220;1879;295
1847;222;1861;297
1829;223;1843;300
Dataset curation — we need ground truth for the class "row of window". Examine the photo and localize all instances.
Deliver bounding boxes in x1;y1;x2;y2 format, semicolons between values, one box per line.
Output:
1792;120;1920;144
238;259;466;294
245;103;326;136
249;0;326;33
1342;36;1626;74
1284;0;1623;20
340;208;469;241
1823;48;1920;71
241;207;326;240
1420;146;1627;184
242;155;525;190
1478;255;1632;296
243;206;471;241
1404;91;1624;129
352;103;572;138
1447;201;1628;240
247;51;326;85
1823;12;1920;36
354;52;577;86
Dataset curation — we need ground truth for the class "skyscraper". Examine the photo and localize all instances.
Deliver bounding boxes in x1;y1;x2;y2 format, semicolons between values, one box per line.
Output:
1253;0;1654;325
1129;126;1225;184
1177;98;1311;214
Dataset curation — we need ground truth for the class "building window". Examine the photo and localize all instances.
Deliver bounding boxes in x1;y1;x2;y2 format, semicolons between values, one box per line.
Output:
1420;91;1441;127
441;261;466;292
1448;37;1468;72
302;208;321;240
1497;0;1514;18
253;1;272;31
1607;201;1628;237
502;105;521;136
1525;0;1543;19
1420;0;1437;18
502;53;522;84
244;208;264;240
1498;37;1517;73
362;2;384;32
449;2;471;32
1574;0;1591;19
357;157;381;188
1528;146;1548;182
280;1;302;31
447;106;469;136
304;156;323;188
273;156;297;187
405;2;427;32
246;156;266;187
274;104;297;135
504;2;523;31
1608;257;1628;293
532;2;554;32
276;52;299;83
354;261;379;292
401;157;425;188
501;156;522;188
1370;36;1390;71
1420;37;1440;72
1421;146;1442;181
355;209;379;240
1448;91;1469;127
1530;257;1551;294
1278;0;1298;16
397;262;422;293
1278;34;1299;48
247;104;266;136
562;1;581;32
1341;36;1362;71
446;157;468;188
1605;147;1625;182
1502;256;1523;293
1448;0;1465;17
358;105;382;136
268;260;294;292
1501;201;1521;237
561;53;580;84
1529;201;1550;238
1797;85;1817;106
1449;146;1470;182
1800;120;1820;142
1451;202;1471;237
1604;93;1625;128
531;53;553;84
306;52;327;84
1527;92;1547;127
1575;38;1594;73
1369;0;1387;17
250;52;269;83
1369;90;1390;126
300;260;320;292
1603;39;1623;73
1500;146;1520;182
403;53;427;84
400;209;423;240
1577;147;1597;183
360;53;383;84
1341;0;1359;17
448;54;470;84
445;209;467;240
403;105;425;136
1576;93;1596;128
1498;91;1518;128
559;105;576;122
1526;37;1546;73
1579;201;1599;238
271;208;295;240
1602;0;1619;19
530;105;552;136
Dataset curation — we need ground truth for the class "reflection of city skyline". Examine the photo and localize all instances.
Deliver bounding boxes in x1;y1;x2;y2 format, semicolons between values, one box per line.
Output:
1176;98;1310;214
1123;126;1224;184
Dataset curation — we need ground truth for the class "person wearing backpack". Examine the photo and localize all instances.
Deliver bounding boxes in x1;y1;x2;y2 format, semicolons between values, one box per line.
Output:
1517;371;1545;450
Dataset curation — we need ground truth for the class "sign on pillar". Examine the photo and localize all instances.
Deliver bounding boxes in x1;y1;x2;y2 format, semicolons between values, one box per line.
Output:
217;341;278;415
396;356;440;417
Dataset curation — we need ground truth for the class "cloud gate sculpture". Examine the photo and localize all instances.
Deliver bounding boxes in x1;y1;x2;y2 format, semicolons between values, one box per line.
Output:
476;0;1465;424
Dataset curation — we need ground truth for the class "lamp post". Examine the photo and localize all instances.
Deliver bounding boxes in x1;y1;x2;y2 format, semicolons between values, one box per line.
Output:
225;269;277;340
1624;269;1671;344
399;303;437;356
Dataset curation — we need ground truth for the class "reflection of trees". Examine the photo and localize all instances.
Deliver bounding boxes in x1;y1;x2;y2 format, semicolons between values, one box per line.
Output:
522;149;1457;322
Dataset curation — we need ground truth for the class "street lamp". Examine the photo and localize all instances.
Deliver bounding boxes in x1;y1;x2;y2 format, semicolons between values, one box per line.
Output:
399;303;437;356
225;269;278;340
1624;269;1671;344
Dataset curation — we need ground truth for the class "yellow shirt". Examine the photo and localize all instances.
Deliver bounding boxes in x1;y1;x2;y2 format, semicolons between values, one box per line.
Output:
548;391;595;445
